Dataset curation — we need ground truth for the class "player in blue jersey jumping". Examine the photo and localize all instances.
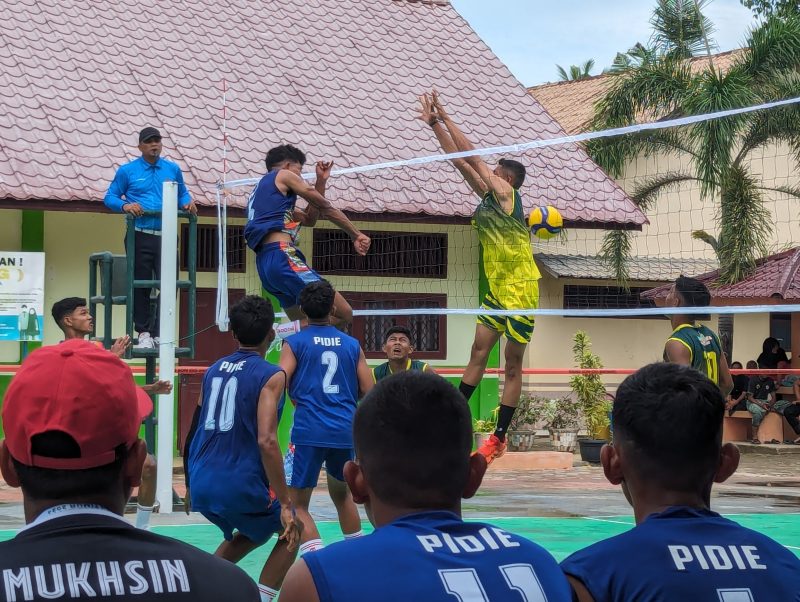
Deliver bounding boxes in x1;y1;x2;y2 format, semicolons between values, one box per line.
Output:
280;280;374;556
279;370;572;602
245;145;370;332
183;296;301;602
561;362;800;601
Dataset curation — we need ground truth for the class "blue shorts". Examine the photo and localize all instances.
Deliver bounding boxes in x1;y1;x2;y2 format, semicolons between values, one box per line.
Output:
255;242;321;309
284;444;354;489
201;499;283;546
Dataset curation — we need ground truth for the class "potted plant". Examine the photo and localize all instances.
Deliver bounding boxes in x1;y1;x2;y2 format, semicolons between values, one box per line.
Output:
570;330;611;463
507;395;547;452
543;395;581;452
472;407;498;449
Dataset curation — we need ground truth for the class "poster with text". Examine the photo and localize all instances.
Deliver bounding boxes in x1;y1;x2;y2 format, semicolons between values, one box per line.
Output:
0;252;45;342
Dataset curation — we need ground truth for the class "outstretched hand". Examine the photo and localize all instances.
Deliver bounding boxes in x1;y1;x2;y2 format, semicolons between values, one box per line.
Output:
431;90;449;121
110;335;131;358
417;93;438;126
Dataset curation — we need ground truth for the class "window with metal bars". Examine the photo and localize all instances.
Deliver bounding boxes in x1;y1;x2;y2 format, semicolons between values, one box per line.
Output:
180;224;246;273
563;285;661;318
344;292;447;359
312;229;447;278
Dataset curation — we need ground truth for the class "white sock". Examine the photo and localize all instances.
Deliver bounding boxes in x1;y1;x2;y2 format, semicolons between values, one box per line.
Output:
299;539;324;555
274;320;301;340
344;530;364;539
258;584;279;602
135;504;153;530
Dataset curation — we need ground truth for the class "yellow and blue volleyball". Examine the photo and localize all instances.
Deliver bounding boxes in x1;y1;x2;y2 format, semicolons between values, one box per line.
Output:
528;205;563;240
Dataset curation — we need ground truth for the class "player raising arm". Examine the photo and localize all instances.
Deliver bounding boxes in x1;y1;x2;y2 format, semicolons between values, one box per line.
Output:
419;91;541;464
184;295;301;602
245;145;370;330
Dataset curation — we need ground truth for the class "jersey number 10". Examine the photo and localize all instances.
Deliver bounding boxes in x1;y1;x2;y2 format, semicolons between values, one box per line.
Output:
204;376;238;432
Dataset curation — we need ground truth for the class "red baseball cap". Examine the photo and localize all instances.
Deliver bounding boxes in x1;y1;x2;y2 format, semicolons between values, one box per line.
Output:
2;339;153;470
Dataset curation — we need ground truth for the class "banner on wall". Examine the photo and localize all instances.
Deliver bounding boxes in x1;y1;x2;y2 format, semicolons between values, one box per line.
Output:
0;252;45;342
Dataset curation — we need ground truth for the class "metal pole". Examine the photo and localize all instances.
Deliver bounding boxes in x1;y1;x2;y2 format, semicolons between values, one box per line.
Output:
156;181;178;513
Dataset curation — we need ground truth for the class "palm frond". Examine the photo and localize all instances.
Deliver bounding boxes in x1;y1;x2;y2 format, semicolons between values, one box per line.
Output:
684;67;759;198
759;184;800;200
741;13;800;79
691;230;719;254
600;172;698;285
716;166;773;284
556;65;570;81
650;0;716;59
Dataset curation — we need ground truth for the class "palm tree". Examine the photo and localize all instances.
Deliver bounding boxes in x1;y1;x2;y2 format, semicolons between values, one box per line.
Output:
589;13;800;286
556;59;596;81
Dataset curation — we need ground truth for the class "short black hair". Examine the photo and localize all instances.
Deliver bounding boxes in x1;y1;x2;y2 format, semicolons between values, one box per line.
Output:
354;371;472;508
229;295;275;346
675;276;711;307
730;361;742;369
613;362;724;492
384;325;413;345
265;144;307;171
51;297;87;327
498;158;526;188
12;432;128;500
299;280;335;320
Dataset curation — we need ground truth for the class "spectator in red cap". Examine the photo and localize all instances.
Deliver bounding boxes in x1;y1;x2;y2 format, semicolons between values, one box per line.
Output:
0;339;260;600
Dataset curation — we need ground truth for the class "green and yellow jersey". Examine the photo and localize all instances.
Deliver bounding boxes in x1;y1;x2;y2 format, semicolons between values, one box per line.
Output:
372;359;429;383
664;323;723;385
472;189;540;310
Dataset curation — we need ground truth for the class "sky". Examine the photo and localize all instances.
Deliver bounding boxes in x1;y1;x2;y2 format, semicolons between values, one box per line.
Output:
449;0;757;87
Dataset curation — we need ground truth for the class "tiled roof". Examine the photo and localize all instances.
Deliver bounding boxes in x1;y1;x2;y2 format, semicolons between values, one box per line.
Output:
529;49;747;135
0;0;645;227
537;254;717;282
641;248;800;301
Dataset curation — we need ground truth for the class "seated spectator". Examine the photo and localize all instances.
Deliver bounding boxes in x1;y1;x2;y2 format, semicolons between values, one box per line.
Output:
725;361;748;415
0;340;259;600
278;371;572;601
757;336;790;377
561;362;800;601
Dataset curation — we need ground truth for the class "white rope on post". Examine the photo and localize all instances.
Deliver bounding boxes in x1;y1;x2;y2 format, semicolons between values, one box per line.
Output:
157;181;178;514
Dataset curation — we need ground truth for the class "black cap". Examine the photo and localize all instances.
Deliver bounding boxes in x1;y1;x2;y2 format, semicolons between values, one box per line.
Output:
138;127;162;143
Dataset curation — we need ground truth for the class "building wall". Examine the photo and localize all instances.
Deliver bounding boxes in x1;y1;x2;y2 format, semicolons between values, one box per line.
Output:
0;210;22;363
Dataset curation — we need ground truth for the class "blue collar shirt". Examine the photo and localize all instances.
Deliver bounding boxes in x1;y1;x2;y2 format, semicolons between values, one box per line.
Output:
104;156;192;231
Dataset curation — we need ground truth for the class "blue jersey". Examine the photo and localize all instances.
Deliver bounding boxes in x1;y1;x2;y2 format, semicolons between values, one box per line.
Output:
304;511;572;602
286;325;361;448
244;170;300;250
187;349;284;513
561;506;800;601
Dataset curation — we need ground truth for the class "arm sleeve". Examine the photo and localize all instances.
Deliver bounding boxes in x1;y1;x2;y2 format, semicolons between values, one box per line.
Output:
104;167;128;212
176;167;191;209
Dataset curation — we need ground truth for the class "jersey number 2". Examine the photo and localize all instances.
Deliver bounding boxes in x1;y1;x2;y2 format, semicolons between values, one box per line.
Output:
440;564;547;601
321;351;340;394
204;376;237;432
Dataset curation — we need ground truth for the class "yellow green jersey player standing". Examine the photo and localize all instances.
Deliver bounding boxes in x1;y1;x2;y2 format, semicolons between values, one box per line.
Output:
663;276;733;396
419;91;541;464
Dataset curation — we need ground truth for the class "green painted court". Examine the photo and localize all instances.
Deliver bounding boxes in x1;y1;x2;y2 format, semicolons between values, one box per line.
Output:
2;513;797;582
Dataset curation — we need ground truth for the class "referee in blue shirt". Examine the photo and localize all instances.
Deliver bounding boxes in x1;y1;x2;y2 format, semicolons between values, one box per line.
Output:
104;127;196;349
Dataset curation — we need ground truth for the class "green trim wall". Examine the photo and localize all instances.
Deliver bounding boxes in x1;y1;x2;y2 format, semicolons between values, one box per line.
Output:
20;210;44;358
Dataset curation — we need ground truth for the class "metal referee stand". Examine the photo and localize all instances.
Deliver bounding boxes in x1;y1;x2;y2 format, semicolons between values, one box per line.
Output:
88;186;197;513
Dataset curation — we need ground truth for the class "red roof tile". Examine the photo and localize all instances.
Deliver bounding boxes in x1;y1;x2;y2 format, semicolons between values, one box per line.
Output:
642;248;800;301
0;0;645;227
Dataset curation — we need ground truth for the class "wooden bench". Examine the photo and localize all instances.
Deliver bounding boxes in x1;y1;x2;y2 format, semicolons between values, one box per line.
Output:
723;409;796;443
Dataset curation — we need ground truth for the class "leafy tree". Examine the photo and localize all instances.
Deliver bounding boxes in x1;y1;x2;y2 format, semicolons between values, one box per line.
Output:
556;59;596;81
589;11;800;285
742;0;800;18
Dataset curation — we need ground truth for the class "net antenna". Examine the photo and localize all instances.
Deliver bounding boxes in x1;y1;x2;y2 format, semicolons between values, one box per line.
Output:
215;78;230;332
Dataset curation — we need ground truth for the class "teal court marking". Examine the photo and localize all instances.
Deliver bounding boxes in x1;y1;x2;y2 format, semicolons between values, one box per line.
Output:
1;514;798;581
